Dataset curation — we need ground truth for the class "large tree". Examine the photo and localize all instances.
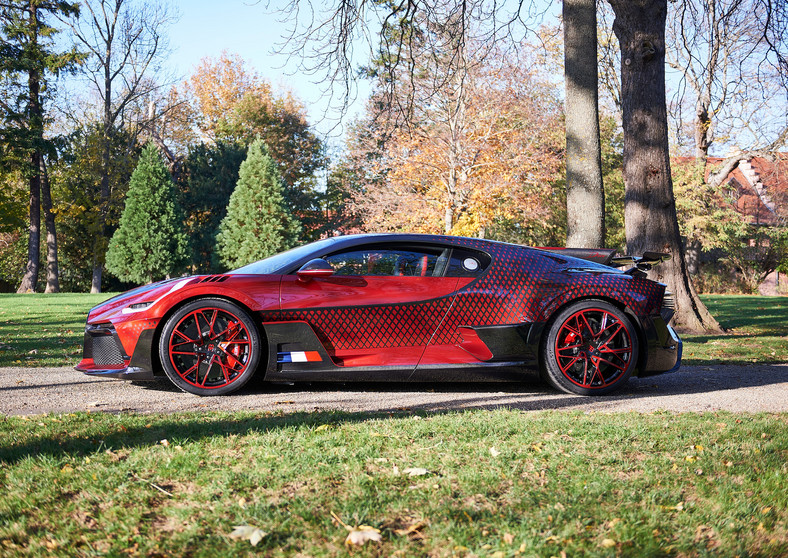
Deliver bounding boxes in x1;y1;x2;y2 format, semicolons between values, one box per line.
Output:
563;0;604;248
342;37;565;241
53;123;138;291
60;0;176;293
0;0;81;293
178;141;246;273
105;143;187;284
183;52;326;237
607;0;720;332
216;139;301;270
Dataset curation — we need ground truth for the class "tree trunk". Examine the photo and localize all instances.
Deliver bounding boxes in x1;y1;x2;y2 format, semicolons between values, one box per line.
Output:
41;157;59;293
685;238;701;276
17;150;41;293
91;44;115;294
17;21;42;294
608;0;721;333
564;0;605;249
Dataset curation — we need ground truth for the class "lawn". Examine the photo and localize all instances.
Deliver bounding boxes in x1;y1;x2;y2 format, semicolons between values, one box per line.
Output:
0;410;785;556
681;296;788;366
0;293;112;367
0;292;785;368
0;295;786;556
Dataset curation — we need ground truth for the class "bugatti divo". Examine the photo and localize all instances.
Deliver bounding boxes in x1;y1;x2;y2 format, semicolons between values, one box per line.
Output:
77;234;682;396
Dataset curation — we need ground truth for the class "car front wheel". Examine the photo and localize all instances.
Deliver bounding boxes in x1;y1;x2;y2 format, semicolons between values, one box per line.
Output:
541;300;638;395
159;298;261;396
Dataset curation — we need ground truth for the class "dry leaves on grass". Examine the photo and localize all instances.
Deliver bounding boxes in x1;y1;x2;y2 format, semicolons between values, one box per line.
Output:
228;525;268;547
332;512;383;546
345;526;383;545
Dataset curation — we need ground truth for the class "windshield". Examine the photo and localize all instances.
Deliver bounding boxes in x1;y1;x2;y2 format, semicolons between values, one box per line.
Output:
231;237;343;275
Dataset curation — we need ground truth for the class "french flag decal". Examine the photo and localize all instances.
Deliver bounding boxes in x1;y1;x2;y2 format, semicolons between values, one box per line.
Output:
277;351;323;363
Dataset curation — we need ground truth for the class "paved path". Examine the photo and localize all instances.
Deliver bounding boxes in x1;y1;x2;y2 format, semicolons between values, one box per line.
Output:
1;364;786;416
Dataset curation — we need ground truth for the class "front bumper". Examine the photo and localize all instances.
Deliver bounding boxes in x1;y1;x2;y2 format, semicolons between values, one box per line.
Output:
75;325;158;381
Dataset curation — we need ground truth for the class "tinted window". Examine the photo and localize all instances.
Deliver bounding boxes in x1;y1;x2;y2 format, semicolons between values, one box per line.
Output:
231;237;342;275
325;247;445;277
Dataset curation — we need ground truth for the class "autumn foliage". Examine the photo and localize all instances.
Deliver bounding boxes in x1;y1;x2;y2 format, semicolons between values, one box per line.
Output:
339;44;565;243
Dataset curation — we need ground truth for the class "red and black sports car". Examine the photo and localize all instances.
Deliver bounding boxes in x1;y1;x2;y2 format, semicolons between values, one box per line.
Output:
77;234;682;396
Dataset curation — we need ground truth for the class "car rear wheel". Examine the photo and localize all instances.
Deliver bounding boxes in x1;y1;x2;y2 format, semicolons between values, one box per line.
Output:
159;298;261;395
541;300;638;395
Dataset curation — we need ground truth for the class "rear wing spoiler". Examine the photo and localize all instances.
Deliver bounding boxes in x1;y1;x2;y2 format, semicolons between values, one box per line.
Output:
539;247;671;276
538;247;617;266
611;252;671;276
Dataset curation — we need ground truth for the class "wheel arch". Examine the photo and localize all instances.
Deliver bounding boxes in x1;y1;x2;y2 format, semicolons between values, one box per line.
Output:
150;294;267;376
536;294;648;377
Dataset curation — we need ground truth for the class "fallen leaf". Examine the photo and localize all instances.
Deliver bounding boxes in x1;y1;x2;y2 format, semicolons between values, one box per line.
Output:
489;447;501;457
403;467;430;477
601;538;616;548
502;532;515;544
345;526;382;545
228;525;267;547
160;439;169;447
315;424;331;432
394;521;428;539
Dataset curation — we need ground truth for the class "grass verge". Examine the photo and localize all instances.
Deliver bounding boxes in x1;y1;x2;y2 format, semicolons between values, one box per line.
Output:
1;409;785;557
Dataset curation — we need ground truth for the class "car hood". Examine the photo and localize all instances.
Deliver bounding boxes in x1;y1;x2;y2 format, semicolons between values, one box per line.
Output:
87;276;198;323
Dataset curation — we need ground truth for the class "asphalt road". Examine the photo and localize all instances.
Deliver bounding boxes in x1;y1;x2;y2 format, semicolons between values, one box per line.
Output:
1;364;786;416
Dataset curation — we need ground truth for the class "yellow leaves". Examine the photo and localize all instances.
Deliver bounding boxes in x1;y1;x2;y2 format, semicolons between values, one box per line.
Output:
393;520;427;538
601;538;617;548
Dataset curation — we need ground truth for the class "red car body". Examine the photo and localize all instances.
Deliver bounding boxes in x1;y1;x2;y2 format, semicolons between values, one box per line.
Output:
77;234;682;395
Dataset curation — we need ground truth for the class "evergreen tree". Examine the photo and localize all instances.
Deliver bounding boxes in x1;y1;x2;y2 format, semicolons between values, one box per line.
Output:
0;1;83;292
216;139;301;269
106;144;188;284
178;141;246;273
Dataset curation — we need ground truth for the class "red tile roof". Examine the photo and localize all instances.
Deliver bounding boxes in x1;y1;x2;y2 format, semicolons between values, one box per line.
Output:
674;154;788;226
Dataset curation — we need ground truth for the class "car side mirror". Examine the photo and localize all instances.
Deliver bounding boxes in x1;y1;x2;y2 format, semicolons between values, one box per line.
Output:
297;258;335;280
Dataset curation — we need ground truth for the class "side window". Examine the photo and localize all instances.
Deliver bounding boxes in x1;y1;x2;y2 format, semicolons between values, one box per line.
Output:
324;247;445;277
444;248;491;278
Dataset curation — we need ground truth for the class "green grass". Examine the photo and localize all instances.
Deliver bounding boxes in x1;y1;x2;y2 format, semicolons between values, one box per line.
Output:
0;293;114;367
0;410;785;557
681;296;788;366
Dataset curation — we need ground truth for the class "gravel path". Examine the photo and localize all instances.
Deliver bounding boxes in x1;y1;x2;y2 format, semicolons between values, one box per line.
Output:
1;364;786;416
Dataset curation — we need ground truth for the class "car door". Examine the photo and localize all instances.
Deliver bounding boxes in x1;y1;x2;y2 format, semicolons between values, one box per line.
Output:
278;243;461;368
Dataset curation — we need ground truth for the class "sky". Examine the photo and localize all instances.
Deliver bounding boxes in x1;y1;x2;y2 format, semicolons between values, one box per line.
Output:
167;0;371;141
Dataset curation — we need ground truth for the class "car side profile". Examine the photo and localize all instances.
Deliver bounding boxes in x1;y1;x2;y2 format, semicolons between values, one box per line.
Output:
76;234;682;396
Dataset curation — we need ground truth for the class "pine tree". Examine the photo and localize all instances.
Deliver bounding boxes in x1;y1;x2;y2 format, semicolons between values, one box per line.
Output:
1;1;83;293
217;139;301;269
106;144;188;284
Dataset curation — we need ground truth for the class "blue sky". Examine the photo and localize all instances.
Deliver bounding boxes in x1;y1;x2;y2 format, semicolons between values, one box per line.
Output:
168;0;370;140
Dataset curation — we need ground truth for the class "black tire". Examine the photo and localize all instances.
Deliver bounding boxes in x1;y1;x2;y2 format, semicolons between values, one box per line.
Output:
158;298;261;396
541;299;638;396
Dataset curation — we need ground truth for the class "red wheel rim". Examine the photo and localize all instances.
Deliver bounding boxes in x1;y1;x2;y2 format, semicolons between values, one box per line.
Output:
168;307;252;390
554;308;633;389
